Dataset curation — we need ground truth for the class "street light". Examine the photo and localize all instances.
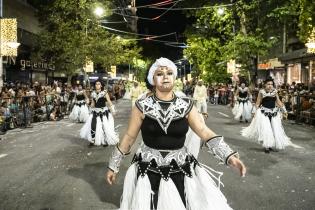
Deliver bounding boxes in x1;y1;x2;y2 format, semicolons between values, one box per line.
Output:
94;7;104;17
217;8;225;15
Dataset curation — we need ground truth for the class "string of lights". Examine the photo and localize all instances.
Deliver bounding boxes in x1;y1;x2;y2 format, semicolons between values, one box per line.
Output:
112;0;184;11
113;0;180;21
112;2;233;12
147;3;234;10
98;25;186;47
99;24;177;38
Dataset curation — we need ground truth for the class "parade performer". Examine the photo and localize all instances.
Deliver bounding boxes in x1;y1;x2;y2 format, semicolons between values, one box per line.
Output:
80;80;118;146
106;57;246;210
69;84;89;123
193;80;208;118
232;82;253;123
130;81;142;106
241;77;291;153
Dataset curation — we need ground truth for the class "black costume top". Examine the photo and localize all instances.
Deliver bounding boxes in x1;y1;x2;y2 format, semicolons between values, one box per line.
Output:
238;87;248;98
76;91;85;101
91;90;108;108
135;94;194;150
260;89;277;109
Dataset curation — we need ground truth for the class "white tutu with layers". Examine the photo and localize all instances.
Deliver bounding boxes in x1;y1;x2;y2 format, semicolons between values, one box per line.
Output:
69;102;89;122
232;100;252;121
119;161;232;210
80;109;119;145
241;107;291;150
123;91;131;100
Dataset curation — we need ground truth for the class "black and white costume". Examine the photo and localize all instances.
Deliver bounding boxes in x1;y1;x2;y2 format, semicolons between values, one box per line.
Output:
69;90;89;122
80;90;118;146
109;94;236;209
232;87;252;122
241;89;291;150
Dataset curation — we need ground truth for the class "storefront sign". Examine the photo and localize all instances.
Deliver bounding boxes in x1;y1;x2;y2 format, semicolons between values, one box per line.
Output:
20;59;55;71
258;58;284;70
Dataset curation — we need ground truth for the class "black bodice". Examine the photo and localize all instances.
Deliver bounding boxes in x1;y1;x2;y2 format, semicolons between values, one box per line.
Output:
76;94;85;101
261;96;276;109
239;91;248;98
141;114;189;150
94;97;107;108
136;94;193;151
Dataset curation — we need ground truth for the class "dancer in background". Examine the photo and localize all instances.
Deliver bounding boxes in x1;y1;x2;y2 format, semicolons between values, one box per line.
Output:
241;77;291;153
106;57;246;210
80;79;118;147
69;84;89;123
193;80;208;118
232;82;253;123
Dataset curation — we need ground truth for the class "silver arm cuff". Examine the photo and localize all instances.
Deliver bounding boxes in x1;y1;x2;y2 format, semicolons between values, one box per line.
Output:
108;145;128;173
206;136;238;165
280;106;287;113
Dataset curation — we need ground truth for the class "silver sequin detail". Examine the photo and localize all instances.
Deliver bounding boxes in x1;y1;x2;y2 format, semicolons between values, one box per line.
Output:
108;146;125;173
260;89;277;98
136;144;188;166
91;90;108;103
137;96;192;134
206;136;237;164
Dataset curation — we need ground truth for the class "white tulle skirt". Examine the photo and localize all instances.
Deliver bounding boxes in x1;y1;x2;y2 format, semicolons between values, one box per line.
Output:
80;108;119;145
69;101;89;122
241;107;291;150
119;162;232;210
232;100;252;121
123;91;131;100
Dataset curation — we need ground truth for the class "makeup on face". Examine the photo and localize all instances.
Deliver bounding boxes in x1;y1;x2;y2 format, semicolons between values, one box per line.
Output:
153;66;175;91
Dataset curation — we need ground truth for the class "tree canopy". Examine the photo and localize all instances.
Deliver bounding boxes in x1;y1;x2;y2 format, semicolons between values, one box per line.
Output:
33;0;141;76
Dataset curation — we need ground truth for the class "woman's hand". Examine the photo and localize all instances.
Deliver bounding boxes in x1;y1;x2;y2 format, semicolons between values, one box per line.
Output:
106;170;117;185
228;156;246;177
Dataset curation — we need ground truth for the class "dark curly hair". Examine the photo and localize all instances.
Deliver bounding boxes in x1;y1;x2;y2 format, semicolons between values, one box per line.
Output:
95;78;104;90
264;76;274;86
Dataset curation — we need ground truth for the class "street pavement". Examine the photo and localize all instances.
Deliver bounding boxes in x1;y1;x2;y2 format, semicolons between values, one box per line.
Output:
0;98;314;210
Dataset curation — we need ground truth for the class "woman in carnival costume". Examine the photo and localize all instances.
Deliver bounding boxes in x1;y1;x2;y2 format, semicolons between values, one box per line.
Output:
69;84;90;123
80;79;119;147
241;77;291;153
232;82;253;123
106;57;246;210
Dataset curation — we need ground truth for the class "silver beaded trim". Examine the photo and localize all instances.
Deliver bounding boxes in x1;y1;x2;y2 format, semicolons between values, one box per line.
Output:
135;95;193;134
108;146;125;173
136;144;188;166
206;136;238;165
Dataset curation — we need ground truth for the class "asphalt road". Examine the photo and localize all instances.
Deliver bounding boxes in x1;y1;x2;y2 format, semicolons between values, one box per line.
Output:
0;99;314;210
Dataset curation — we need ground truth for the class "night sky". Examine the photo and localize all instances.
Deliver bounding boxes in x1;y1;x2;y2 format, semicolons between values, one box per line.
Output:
136;0;188;60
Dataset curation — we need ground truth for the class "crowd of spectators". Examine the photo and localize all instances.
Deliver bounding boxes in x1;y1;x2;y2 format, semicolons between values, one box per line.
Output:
183;80;315;125
0;80;127;135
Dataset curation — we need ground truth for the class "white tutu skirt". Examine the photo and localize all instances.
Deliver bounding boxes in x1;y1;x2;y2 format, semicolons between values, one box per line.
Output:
69;103;89;122
232;100;252;121
241;108;291;150
119;163;232;210
123;91;131;100
80;110;119;145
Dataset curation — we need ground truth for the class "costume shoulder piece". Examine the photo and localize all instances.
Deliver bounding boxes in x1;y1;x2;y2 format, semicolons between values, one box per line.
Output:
260;89;277;97
92;90;108;101
135;95;193;134
239;87;248;92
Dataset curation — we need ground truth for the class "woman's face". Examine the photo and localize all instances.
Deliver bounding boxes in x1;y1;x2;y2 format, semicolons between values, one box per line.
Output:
95;82;102;90
265;81;273;90
153;66;175;92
